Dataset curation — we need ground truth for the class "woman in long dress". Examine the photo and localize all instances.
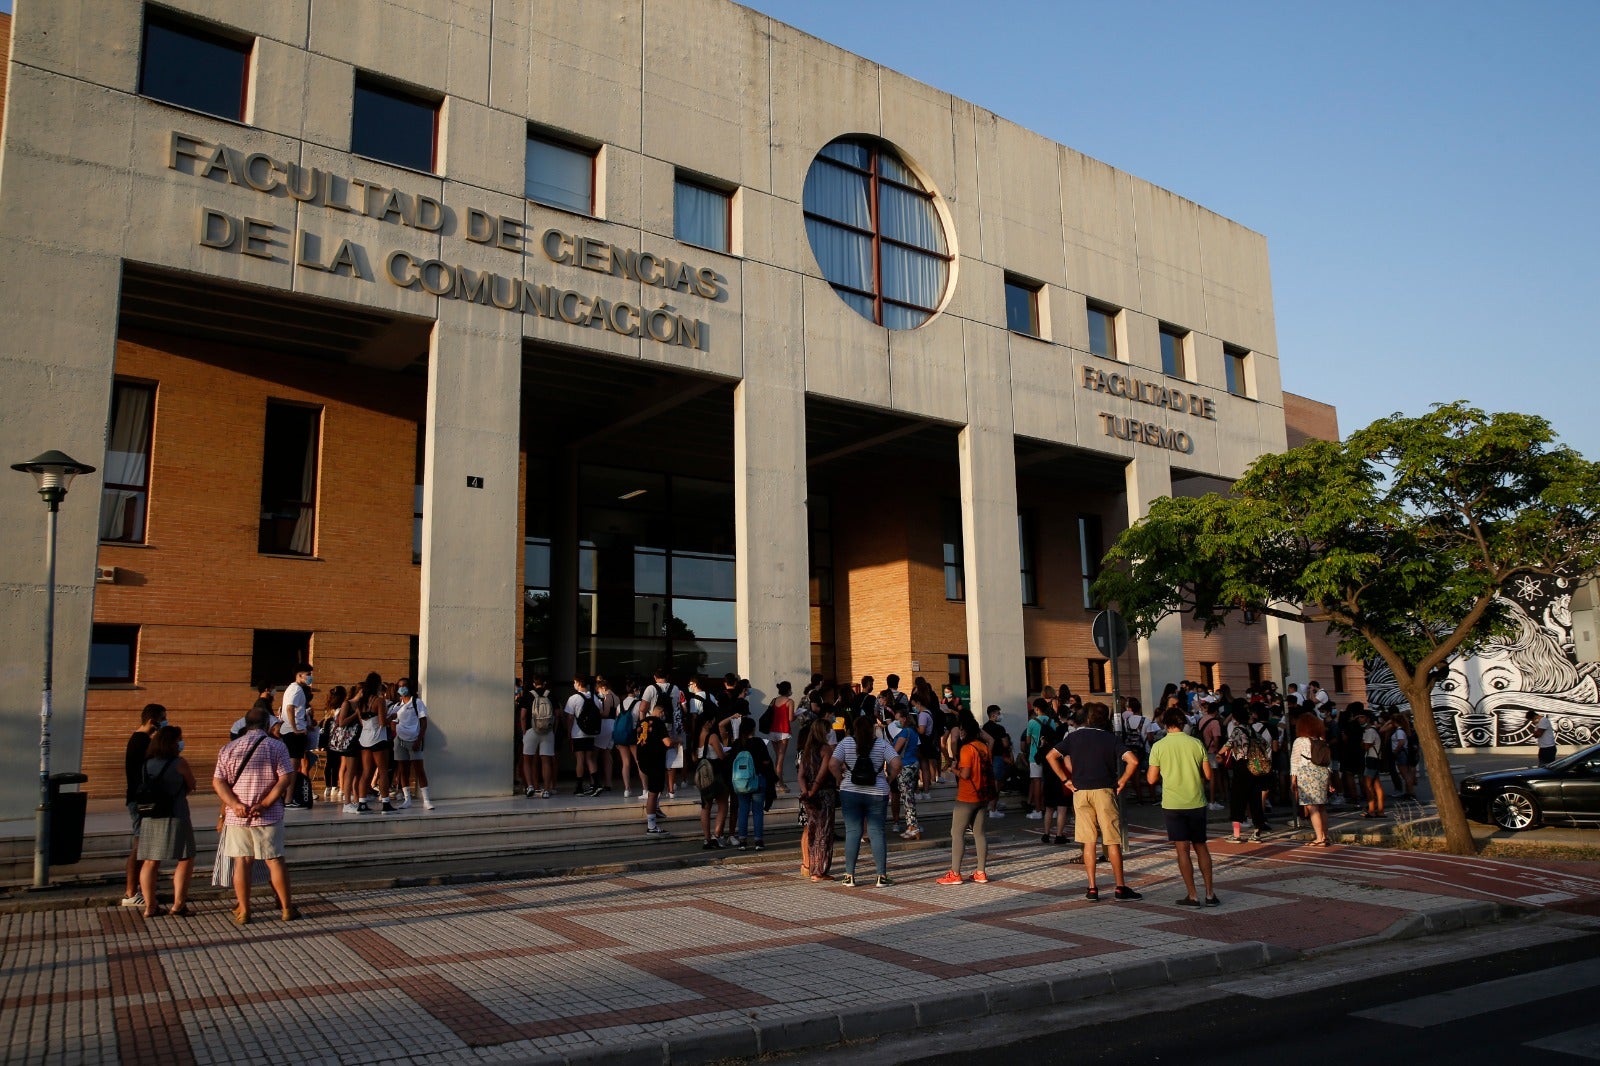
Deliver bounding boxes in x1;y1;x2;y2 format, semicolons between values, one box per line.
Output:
798;720;837;882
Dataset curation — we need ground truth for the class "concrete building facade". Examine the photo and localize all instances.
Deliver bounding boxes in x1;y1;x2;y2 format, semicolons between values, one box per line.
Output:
0;1;1358;807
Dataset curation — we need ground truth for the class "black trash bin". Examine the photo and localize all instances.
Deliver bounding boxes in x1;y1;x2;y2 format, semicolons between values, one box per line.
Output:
48;772;89;866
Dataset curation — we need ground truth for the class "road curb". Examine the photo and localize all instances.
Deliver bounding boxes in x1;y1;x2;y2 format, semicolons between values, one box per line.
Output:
547;896;1520;1066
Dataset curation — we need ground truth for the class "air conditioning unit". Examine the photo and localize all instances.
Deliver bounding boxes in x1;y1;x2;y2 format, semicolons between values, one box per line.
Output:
1574;576;1599;665
96;565;118;584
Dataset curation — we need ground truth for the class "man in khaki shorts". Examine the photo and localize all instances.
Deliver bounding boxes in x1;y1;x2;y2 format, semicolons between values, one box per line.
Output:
213;705;297;925
1046;703;1142;902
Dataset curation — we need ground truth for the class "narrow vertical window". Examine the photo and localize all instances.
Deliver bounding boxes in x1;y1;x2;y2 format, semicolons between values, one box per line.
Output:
1018;512;1038;606
1248;662;1266;688
1224;344;1251;397
351;76;438;173
526;133;596;215
1004;276;1041;337
947;655;970;688
1086;301;1119;359
259;402;321;556
674;176;732;253
1201;661;1221;689
139;10;251;120
943;499;965;601
1025;656;1046;694
1332;664;1348;693
1078;514;1103;610
1159;324;1188;379
1087;658;1109;693
100;380;155;543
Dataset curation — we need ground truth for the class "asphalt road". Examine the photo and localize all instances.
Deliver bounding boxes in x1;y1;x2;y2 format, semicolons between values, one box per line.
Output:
903;929;1600;1065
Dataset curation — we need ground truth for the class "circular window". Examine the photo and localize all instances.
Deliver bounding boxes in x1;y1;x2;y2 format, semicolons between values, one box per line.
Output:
803;137;951;329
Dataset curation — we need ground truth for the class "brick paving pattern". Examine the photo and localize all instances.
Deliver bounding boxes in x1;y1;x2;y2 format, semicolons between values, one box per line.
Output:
5;833;1599;1065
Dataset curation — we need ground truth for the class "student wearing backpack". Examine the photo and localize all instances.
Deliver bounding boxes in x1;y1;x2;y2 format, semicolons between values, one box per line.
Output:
520;676;557;799
829;713;901;888
695;713;730;849
1035;708;1071;845
1224;703;1274;842
888;704;923;840
635;697;674;835
730;730;775;850
565;674;604;797
938;719;995;886
592;675;620;795
613;680;643;798
1290;710;1333;845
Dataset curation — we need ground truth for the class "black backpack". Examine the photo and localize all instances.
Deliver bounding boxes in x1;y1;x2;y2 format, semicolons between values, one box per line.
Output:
758;700;777;734
133;758;178;819
1034;720;1061;767
577;692;602;736
849;740;879;787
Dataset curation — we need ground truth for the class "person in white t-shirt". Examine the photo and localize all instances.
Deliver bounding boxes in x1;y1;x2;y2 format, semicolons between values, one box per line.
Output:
278;664;314;809
390;677;433;810
1529;710;1559;766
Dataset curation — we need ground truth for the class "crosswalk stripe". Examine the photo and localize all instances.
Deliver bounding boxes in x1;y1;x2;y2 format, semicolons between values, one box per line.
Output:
1351;958;1600;1028
1526;1022;1600;1060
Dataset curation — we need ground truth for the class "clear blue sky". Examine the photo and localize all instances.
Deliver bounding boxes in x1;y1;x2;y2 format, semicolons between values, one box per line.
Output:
4;0;1593;456
743;0;1599;458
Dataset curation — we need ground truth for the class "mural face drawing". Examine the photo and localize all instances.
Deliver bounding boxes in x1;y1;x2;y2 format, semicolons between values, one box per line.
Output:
1368;574;1600;747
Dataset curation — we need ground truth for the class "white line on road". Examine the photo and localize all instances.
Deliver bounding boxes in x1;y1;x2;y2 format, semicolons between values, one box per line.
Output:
1351;957;1600;1028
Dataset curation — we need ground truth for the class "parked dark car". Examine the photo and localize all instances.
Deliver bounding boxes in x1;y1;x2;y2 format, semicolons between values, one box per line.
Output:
1459;741;1600;831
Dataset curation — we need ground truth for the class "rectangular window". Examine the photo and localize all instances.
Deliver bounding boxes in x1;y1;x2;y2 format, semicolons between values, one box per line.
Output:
1018;511;1038;606
1077;514;1103;610
1159;324;1188;379
942;499;965;601
139;9;250;121
526;133;595;215
1332;664;1348;693
251;629;309;691
412;425;425;565
1087;658;1109;694
1224;344;1250;397
1086;301;1119;359
1248;662;1267;688
1200;661;1221;690
89;624;139;684
351;76;438;173
258;401;321;556
674;177;731;253
1004;276;1041;337
100;380;156;543
948;655;970;688
1026;656;1046;695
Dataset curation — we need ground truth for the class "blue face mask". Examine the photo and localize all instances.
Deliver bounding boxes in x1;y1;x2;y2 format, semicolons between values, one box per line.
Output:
177;740;185;752
398;687;410;697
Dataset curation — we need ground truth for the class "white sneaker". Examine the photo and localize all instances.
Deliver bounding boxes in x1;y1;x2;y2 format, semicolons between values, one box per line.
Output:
399;793;413;810
1208;802;1224;811
988;810;1005;819
343;803;360;814
621;790;633;799
421;789;435;810
666;792;676;800
120;893;144;908
1026;811;1044;820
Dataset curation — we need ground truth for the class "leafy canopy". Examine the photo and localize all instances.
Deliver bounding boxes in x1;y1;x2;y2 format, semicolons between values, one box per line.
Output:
1094;402;1600;679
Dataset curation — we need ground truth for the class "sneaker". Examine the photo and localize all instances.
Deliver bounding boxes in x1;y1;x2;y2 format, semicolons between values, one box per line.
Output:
875;875;896;888
647;826;667;835
1249;829;1263;843
719;836;732;848
1056;835;1071;846
357;801;371;812
666;792;676;800
1113;886;1143;901
839;874;857;888
1175;897;1202;908
1227;834;1245;843
971;871;990;885
422;792;436;811
1205;895;1223;907
596;786;611;795
525;786;535;798
342;803;360;814
754;841;765;852
1039;834;1055;845
621;790;633;799
738;842;748;851
892;822;904;834
1026;811;1044;821
730;835;743;848
988;810;1005;819
120;893;145;908
702;839;721;850
936;871;964;886
1208;802;1224;811
398;794;413;810
283;802;306;810
539;790;552;799
381;800;395;814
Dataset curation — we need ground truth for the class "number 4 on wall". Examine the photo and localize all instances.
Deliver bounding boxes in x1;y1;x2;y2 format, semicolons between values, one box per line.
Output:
466;476;484;489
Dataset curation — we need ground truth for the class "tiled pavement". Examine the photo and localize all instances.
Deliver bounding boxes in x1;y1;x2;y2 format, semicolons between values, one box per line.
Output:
5;831;1600;1066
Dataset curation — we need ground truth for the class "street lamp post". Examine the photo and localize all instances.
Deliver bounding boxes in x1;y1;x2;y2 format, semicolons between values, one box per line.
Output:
11;450;96;889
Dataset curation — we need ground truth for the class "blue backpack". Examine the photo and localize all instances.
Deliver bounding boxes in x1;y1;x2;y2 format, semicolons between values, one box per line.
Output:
612;698;637;746
731;750;759;794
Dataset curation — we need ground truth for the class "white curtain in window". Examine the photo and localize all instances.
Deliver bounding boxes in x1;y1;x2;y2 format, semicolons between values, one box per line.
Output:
805;219;872;291
880;244;948;308
288;419;317;556
526;138;592;214
674;182;729;252
803;162;871;229
878;184;946;253
98;385;152;540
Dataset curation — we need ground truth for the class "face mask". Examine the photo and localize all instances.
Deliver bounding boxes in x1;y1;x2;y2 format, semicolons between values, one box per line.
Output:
159;720;169;730
177;740;186;752
398;687;410;697
304;675;314;685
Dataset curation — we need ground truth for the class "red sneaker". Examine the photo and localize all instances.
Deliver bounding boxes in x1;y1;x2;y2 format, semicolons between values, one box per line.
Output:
971;871;990;884
936;871;964;886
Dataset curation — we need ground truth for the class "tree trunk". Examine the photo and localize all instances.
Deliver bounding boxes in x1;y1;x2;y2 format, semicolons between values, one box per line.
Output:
1402;681;1478;855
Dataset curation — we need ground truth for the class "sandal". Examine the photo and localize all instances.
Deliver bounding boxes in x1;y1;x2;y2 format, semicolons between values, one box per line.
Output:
1084;888;1100;902
142;905;166;919
231;909;249;926
168;903;194;917
281;906;301;922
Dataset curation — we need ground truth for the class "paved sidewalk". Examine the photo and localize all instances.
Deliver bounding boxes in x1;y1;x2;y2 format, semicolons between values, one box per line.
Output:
5;831;1600;1066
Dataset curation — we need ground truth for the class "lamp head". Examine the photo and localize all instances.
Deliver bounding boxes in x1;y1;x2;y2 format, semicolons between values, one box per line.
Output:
11;450;95;507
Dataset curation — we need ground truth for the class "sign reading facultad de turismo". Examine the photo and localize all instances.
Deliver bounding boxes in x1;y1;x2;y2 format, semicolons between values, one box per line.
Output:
1079;366;1219;454
166;131;725;352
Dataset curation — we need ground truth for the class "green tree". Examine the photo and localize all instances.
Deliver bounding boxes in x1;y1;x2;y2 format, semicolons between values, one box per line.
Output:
1094;403;1600;855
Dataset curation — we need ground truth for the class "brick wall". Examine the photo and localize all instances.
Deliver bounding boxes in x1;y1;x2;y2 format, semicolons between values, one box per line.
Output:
88;329;425;791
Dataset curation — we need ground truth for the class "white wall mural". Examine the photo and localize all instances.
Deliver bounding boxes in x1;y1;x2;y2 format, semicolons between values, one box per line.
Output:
1366;574;1600;748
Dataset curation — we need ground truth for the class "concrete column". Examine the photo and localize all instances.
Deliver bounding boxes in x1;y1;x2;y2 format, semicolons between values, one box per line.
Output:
1125;457;1185;700
0;245;121;817
735;263;811;700
959;322;1026;715
1266;609;1310;694
418;299;522;799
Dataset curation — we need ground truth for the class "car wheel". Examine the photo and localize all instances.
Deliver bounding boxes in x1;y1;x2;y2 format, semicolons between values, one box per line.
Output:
1489;787;1540;831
